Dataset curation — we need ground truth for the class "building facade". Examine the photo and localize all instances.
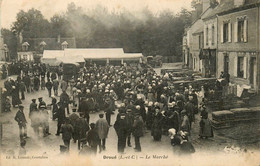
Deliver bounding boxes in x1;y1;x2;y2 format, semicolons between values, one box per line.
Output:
183;0;260;93
217;1;260;93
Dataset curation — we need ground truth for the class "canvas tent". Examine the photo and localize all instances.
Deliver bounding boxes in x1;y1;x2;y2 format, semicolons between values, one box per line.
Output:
42;48;143;65
42;50;64;66
64;48;143;64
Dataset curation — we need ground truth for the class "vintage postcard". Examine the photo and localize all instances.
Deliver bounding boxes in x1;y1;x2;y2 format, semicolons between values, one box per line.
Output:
0;0;259;166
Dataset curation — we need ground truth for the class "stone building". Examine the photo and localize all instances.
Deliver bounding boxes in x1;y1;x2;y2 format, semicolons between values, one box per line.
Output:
183;0;260;93
216;0;260;93
17;35;76;62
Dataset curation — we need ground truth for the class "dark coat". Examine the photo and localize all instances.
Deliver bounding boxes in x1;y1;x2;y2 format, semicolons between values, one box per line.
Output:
79;99;90;115
57;106;66;123
60;92;70;106
74;117;90;140
15;110;27;126
61;123;74;140
29;102;38;117
133;116;144;137
151;112;163;140
11;86;21;106
114;118;128;138
184;101;195;123
45;81;53;90
86;129;100;147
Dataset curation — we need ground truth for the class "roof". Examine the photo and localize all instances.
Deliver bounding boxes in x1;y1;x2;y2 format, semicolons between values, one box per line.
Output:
23;37;76;51
41;58;62;66
22;42;30;46
202;0;260;20
191;19;204;35
42;50;64;59
61;41;68;45
64;48;125;60
42;48;143;64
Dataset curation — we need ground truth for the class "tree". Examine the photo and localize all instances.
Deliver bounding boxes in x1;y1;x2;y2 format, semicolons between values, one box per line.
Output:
11;8;51;39
1;28;18;60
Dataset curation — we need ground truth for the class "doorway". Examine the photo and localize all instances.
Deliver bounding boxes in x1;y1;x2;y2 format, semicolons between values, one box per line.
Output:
224;55;229;74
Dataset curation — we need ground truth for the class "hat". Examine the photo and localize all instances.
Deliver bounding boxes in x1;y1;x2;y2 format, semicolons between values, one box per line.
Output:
19;105;24;109
39;105;47;109
38;97;43;100
181;110;187;115
32;99;36;102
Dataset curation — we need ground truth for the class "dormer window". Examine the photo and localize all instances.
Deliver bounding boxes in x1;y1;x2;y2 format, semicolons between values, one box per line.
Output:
22;42;30;51
61;41;68;50
40;41;47;50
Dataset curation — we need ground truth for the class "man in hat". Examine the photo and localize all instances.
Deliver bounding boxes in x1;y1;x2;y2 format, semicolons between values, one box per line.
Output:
15;105;28;138
45;79;53;97
56;102;66;136
114;113;128;153
86;123;101;155
95;113;109;151
38;97;47;109
60;90;70;115
184;96;195;128
51;96;58;120
29;99;39;134
74;112;89;150
104;97;113;126
125;108;134;147
132;113;144;152
34;76;40;91
69;108;80;142
61;118;74;150
78;97;90;123
60;79;68;92
151;106;163;141
53;78;59;96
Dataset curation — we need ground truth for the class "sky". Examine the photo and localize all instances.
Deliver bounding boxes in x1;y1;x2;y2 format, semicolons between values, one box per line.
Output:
1;0;193;29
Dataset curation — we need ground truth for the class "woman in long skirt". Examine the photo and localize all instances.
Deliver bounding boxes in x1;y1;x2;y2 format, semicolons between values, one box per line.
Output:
199;106;213;139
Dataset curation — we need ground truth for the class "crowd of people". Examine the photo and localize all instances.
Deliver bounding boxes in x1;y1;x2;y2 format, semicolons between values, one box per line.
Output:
3;61;217;156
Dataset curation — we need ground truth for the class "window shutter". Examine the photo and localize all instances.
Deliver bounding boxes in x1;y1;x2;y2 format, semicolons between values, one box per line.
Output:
234;21;238;42
220;23;224;43
204;25;207;47
228;22;232;42
244;19;248;42
234;55;238;77
243;56;247;79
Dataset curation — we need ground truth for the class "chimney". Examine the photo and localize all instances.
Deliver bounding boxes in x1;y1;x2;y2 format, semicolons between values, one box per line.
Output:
202;0;210;12
234;0;245;7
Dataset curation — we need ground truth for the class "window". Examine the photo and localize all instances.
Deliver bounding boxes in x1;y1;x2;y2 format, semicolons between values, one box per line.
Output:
212;25;215;45
223;23;229;43
206;27;209;45
238;20;244;42
23;54;27;60
237;57;244;78
235;17;247;42
221;21;231;43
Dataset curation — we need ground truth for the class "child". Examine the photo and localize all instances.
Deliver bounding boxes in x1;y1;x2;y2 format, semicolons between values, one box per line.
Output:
86;123;101;155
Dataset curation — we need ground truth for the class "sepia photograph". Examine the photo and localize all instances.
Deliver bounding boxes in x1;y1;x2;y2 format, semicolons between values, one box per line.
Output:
0;0;259;165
